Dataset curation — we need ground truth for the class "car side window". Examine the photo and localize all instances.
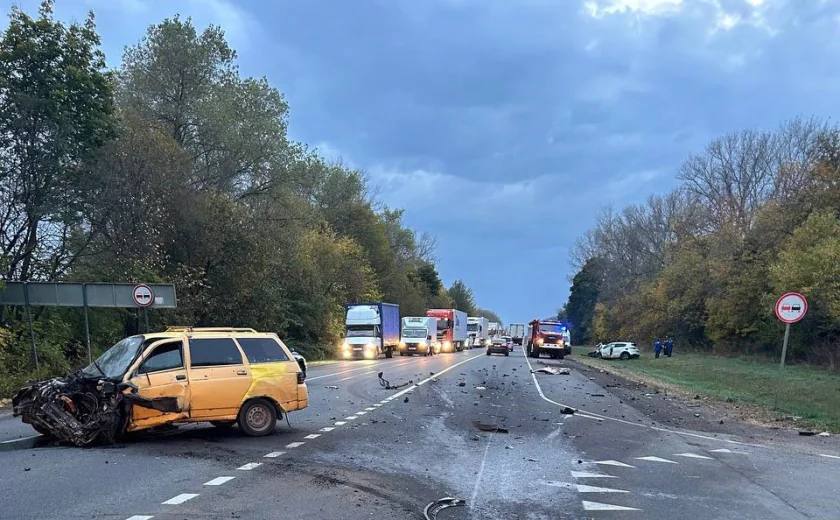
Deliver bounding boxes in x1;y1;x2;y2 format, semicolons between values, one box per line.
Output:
138;341;183;374
189;338;244;367
236;337;289;363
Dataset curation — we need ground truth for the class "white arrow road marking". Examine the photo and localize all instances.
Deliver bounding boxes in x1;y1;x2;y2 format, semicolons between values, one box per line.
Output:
571;471;617;478
285;442;305;448
592;460;635;468
576;484;630;493
125;516;153;520
635;456;678;464
819;454;840;460
582;501;640;511
237;462;262;470
204;476;235;486
675;452;714;460
162;494;198;505
304;434;321;439
264;451;284;458
319;427;335;432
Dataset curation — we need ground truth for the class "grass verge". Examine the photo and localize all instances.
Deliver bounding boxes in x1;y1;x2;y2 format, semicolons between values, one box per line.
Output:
570;346;840;432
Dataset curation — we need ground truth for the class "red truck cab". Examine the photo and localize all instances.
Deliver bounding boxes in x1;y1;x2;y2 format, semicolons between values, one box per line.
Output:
526;319;569;359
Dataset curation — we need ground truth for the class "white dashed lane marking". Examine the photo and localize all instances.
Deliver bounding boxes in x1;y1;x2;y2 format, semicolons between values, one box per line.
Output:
576;484;630;493
364;407;376;411
635;456;678;464
592;460;635;468
334;421;347;426
709;448;748;455
162;493;199;505
204;476;235;486
285;442;304;449
237;462;262;471
125;516;153;520
345;416;358;420
675;452;714;460
571;471;617;478
356;411;367;415
319;427;335;432
264;451;284;458
304;434;321;439
582;500;640;511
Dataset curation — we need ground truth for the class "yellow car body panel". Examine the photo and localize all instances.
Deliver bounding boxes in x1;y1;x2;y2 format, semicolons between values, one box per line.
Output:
246;362;307;412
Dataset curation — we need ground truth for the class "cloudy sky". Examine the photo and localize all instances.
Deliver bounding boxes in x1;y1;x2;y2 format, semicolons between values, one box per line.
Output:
5;0;839;324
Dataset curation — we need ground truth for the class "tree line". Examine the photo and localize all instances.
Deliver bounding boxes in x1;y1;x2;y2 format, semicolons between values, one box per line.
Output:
564;118;839;368
0;3;498;394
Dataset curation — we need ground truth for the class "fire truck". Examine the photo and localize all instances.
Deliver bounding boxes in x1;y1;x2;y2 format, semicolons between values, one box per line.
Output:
526;319;570;359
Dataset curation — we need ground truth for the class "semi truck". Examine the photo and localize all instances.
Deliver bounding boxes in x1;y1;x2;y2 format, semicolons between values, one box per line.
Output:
526;319;569;359
426;309;468;352
467;316;490;348
508;323;525;345
342;303;401;359
488;322;501;337
399;316;438;356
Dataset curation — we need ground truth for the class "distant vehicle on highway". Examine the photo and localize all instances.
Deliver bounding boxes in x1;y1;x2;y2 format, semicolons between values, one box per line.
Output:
426;308;468;352
467;316;490;348
342;303;401;359
399;316;438;356
486;336;510;356
508;323;525;345
502;335;513;352
594;341;640;360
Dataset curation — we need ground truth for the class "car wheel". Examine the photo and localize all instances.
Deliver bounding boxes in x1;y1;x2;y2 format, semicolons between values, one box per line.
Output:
238;399;277;437
620;352;630;360
486;350;491;356
211;421;235;429
385;349;393;359
504;352;509;356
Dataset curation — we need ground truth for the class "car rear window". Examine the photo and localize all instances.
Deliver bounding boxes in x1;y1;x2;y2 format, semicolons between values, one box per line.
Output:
237;337;289;363
188;338;243;367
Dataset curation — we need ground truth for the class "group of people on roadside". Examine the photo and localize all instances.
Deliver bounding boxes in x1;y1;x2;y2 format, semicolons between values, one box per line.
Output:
653;337;674;358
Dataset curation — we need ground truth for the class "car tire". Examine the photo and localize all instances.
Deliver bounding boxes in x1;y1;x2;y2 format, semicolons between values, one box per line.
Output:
504;352;509;357
620;352;630;360
486;350;491;356
385;349;393;359
238;399;277;437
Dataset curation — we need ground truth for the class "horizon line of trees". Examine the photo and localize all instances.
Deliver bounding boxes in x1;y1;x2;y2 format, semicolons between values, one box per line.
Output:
563;117;839;368
0;2;499;394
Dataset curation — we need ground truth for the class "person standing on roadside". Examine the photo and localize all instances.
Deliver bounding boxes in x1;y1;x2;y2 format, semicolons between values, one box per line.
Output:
654;338;662;359
665;337;673;357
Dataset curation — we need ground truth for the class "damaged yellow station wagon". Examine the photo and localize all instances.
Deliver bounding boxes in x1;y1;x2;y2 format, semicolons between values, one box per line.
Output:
13;327;309;446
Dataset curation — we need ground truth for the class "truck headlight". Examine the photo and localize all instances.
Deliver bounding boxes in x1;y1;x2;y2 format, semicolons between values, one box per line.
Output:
536;338;544;346
443;341;451;351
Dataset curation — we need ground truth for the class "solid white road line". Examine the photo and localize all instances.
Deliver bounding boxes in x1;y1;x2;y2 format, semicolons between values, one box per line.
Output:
285;442;305;448
204;476;235;486
162;493;198;505
635;456;678;464
819;454;840;460
582;500;640;511
304;434;321;439
264;451;285;458
592;460;635;468
0;434;41;444
237;462;262;470
576;484;630;493
125;516;153;520
675;452;714;460
571;471;617;478
334;421;347;426
319;427;335;432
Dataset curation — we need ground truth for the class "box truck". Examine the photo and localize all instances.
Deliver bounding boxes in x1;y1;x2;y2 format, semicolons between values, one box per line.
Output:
399;316;438;356
342;303;400;359
508;323;525;345
467;316;490;348
426;309;468;352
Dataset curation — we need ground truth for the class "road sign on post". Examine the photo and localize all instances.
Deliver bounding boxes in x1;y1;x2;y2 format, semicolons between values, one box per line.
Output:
774;292;808;368
132;284;154;307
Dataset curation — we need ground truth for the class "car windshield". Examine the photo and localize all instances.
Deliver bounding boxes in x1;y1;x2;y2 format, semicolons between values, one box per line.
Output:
346;325;378;337
539;324;564;333
82;335;145;379
403;328;426;338
435;318;451;331
467;323;478;332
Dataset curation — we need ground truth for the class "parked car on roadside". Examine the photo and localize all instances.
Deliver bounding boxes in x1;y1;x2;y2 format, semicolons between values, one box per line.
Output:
13;327;309;446
594;341;640;360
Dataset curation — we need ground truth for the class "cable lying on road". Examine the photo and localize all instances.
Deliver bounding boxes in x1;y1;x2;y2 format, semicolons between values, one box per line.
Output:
424;497;465;520
377;371;413;390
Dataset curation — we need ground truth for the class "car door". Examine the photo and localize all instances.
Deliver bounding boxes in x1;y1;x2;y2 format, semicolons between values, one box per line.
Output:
187;337;252;419
127;339;190;430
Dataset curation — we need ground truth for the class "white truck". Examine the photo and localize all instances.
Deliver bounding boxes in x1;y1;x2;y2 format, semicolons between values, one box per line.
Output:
467;316;490;348
342;303;401;359
399;316;438;356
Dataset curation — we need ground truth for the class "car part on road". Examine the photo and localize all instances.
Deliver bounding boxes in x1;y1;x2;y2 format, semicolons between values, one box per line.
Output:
532;366;570;375
377;371;413;390
472;421;509;433
423;497;466;520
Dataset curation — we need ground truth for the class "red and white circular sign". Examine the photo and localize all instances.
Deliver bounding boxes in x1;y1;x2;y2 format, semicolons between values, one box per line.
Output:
132;284;154;307
774;292;808;324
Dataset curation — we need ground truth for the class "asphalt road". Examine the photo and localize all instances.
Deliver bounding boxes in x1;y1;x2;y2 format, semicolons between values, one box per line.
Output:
1;347;838;519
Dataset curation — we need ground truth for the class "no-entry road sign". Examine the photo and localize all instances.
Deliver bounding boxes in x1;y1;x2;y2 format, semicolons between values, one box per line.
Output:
774;292;808;324
132;284;154;307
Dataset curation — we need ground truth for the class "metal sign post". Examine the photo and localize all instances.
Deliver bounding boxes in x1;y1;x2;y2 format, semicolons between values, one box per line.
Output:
774;292;808;368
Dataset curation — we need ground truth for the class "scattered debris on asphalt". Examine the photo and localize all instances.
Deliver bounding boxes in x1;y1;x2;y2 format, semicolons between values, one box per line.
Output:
799;431;816;436
532;367;570;375
818;431;831;437
589;393;605;397
457;382;466;387
560;407;576;415
472;421;509;433
378;372;412;390
424;497;465;520
475;386;487;390
324;385;339;390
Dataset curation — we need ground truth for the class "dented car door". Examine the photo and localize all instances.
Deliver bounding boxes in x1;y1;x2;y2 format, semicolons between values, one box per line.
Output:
187;337;251;419
126;339;190;431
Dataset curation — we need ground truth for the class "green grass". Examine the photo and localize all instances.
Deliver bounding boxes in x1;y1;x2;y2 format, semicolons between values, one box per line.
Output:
571;346;840;432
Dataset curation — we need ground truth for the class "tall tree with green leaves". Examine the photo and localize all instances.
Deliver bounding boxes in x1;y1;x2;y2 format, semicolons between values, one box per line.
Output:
447;280;477;315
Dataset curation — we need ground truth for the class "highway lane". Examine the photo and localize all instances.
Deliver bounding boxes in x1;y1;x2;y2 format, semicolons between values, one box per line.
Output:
0;348;838;519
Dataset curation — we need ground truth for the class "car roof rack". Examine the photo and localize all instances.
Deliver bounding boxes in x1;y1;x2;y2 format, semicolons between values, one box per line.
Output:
165;326;258;333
